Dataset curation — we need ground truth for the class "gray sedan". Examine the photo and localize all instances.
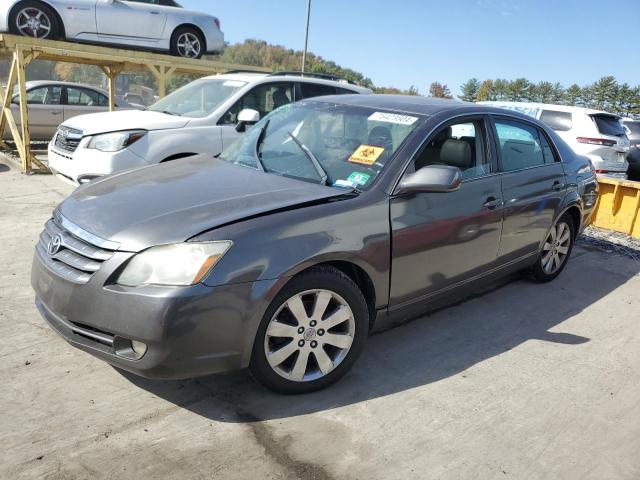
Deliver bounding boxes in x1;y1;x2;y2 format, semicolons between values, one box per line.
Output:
0;0;224;59
31;95;598;393
4;80;131;141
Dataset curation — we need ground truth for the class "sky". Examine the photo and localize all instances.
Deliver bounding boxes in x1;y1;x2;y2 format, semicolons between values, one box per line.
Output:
181;0;640;96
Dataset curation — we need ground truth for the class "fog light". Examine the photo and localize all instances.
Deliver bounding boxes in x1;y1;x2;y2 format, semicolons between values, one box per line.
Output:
131;340;147;357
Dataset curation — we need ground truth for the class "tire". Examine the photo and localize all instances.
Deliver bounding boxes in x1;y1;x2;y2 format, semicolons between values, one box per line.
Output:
531;214;575;282
10;1;61;40
249;266;369;394
170;27;205;59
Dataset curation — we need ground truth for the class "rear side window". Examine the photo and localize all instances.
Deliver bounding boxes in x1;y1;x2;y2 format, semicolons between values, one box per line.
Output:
494;119;546;171
300;83;337;99
336;87;358;95
540;110;572;132
592;115;625;136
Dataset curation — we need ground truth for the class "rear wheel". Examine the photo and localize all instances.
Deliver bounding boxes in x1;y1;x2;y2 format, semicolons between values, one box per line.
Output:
170;27;205;59
249;267;369;394
10;1;60;40
531;214;575;282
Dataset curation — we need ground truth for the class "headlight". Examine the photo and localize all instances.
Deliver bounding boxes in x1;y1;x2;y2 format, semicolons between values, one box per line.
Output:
117;241;232;286
86;130;147;152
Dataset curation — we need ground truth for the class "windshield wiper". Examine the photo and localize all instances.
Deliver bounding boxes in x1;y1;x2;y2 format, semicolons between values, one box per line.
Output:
253;119;270;172
287;131;328;185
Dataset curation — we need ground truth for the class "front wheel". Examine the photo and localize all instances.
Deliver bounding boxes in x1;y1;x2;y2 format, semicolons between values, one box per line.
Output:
170;27;205;59
249;267;369;394
531;214;575;282
10;1;61;40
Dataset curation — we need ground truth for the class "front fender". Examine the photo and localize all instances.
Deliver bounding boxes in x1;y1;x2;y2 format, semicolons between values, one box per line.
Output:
193;194;391;309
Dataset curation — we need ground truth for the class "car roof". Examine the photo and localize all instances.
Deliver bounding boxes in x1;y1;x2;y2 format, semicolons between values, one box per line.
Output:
304;94;542;119
200;73;372;93
479;101;618;118
25;80;109;94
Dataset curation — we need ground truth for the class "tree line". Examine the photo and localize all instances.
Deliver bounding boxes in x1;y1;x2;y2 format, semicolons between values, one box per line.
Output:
457;76;640;116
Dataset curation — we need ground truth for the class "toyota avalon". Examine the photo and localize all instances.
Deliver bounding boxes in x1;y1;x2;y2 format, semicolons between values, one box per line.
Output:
31;95;598;393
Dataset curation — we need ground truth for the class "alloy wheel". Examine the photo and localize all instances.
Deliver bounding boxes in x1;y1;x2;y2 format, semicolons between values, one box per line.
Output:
176;32;201;58
541;221;571;274
264;289;355;382
16;8;52;39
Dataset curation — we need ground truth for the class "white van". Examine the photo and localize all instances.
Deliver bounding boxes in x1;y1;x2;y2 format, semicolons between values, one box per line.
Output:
480;102;630;178
48;72;371;184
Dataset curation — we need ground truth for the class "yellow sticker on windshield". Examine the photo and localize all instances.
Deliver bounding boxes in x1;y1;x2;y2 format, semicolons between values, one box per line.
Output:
348;145;384;165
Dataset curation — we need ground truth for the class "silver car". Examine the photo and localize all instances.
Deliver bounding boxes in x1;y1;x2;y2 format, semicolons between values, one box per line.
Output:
4;80;132;141
0;0;224;59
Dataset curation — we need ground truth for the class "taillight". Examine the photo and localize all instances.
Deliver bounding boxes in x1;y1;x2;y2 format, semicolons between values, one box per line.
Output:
214;18;221;30
576;137;616;147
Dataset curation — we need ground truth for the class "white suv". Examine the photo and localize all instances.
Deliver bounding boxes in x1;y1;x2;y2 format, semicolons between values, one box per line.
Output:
48;72;372;184
480;102;630;178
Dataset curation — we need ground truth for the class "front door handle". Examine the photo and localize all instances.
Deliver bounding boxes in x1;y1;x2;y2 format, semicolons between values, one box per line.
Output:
552;181;565;191
483;197;503;209
50;110;62;115
150;11;160;14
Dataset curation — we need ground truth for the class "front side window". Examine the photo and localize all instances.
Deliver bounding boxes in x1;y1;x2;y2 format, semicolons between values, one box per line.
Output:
219;101;422;190
412;120;490;179
540;110;572;132
149;78;247;118
220;82;294;124
494;119;546;171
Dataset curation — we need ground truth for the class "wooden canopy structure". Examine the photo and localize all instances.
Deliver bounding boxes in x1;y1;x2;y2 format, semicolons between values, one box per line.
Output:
0;34;269;173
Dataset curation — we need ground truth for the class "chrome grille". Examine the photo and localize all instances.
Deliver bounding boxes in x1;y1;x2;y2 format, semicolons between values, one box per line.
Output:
36;215;117;284
54;126;83;153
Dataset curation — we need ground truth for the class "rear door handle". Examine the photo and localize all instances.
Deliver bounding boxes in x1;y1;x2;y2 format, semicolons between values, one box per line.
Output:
150;11;160;14
483;197;503;209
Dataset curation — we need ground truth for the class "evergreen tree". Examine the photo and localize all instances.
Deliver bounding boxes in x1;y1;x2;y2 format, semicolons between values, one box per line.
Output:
475;79;495;101
564;84;582;106
459;78;480;102
591;76;618;111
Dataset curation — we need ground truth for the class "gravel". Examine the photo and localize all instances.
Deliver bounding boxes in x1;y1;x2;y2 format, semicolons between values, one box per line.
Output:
578;226;640;263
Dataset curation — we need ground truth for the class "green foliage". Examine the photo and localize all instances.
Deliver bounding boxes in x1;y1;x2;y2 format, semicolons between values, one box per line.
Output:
461;75;640;116
459;78;480;102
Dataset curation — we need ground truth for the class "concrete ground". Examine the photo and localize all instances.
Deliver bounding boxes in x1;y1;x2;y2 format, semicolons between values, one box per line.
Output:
1;156;639;480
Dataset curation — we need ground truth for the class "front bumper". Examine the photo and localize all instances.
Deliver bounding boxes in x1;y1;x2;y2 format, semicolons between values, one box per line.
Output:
31;247;281;379
47;142;145;184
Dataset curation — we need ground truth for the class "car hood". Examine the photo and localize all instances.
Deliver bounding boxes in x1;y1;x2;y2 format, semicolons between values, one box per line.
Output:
58;155;348;251
61;110;190;135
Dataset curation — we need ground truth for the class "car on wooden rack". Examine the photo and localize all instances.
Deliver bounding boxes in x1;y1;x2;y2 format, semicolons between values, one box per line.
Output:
0;0;224;58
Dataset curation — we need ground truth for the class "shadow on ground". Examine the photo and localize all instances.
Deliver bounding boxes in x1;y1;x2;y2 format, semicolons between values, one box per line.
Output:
121;248;638;422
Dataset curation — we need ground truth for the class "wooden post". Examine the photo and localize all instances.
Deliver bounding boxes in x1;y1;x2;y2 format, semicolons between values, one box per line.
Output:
0;57;18;141
147;65;175;99
100;65;122;112
16;47;31;172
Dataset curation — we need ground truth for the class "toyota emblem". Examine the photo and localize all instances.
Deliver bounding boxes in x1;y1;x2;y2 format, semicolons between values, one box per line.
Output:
47;234;63;256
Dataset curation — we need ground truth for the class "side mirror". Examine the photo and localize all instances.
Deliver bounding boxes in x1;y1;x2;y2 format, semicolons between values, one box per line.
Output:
235;108;260;132
396;165;462;195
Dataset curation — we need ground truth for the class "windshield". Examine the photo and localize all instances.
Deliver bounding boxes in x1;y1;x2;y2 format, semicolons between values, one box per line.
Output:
219;101;422;190
149;78;246;118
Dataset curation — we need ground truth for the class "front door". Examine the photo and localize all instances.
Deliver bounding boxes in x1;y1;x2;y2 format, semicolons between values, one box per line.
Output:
490;116;567;262
8;85;63;141
389;116;504;307
96;0;167;40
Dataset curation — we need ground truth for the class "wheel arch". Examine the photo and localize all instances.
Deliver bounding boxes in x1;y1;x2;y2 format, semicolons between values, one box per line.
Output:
288;260;378;331
171;23;207;52
9;0;65;39
160;152;198;163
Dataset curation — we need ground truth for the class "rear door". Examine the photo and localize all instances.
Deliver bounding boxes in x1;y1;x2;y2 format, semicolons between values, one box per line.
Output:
389;115;503;306
62;86;110;122
491;115;567;262
95;0;167;40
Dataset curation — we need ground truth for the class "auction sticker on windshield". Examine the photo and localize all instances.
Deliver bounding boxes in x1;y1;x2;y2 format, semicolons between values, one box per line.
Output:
368;112;418;125
348;145;384;165
347;172;370;185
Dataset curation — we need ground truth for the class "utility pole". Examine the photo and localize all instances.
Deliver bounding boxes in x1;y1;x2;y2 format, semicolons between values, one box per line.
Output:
301;0;311;73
